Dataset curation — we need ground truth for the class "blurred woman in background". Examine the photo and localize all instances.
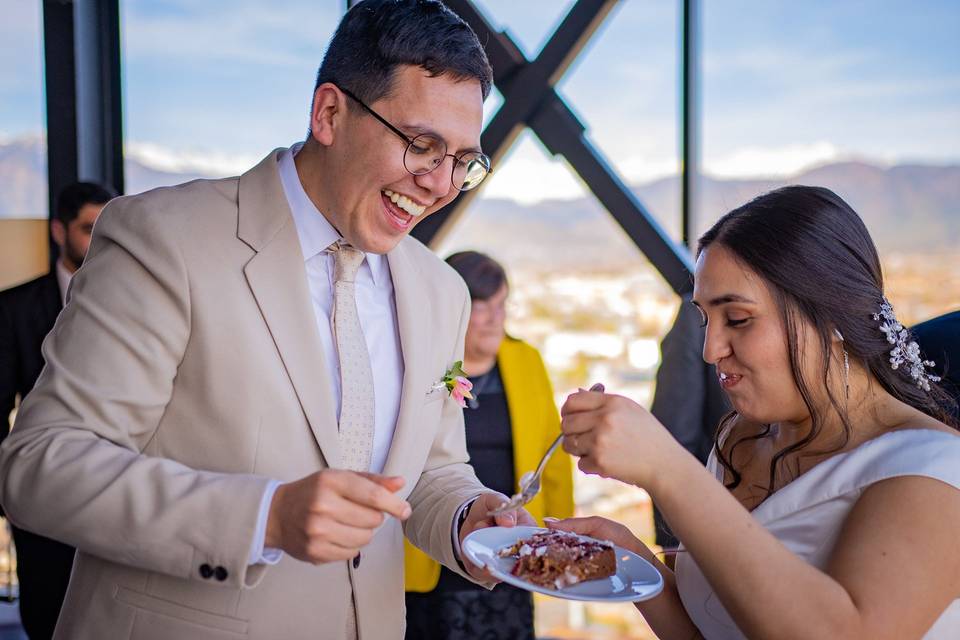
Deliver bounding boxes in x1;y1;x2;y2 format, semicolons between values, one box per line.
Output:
404;251;573;640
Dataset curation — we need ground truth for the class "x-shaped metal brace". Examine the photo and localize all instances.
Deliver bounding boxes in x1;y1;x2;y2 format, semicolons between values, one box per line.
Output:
412;0;694;296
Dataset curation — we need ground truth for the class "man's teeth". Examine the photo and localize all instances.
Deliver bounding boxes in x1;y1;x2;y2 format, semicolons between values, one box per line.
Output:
383;190;425;218
720;373;729;381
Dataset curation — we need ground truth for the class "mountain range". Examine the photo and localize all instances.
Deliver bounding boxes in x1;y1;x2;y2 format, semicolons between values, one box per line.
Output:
2;137;957;267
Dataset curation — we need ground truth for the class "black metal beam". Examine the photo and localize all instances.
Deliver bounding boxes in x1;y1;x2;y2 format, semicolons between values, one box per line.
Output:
413;0;693;295
413;0;615;244
437;0;528;87
42;0;124;252
74;0;124;193
533;94;694;295
43;0;80;255
681;0;700;248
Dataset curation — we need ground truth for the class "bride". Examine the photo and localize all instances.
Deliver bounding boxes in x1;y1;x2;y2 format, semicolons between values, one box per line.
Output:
554;185;960;639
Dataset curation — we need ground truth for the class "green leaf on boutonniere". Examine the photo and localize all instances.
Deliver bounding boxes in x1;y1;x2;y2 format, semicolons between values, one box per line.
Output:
445;360;467;381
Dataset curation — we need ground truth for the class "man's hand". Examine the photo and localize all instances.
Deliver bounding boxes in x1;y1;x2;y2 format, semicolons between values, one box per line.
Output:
265;469;410;564
458;493;536;582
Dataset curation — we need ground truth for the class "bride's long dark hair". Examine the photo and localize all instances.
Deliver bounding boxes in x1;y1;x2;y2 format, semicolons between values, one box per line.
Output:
698;185;958;496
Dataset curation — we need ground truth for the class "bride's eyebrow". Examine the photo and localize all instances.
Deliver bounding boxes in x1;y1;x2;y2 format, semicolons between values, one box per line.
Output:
696;294;757;308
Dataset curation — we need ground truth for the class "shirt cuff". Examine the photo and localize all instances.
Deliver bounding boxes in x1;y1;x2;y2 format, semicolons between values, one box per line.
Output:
248;479;284;566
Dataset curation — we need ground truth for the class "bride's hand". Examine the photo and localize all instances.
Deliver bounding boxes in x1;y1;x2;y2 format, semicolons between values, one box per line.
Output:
560;389;687;489
545;516;645;556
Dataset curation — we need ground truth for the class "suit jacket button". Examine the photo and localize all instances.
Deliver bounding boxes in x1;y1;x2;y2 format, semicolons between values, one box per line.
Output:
199;563;214;579
353;553;361;569
214;566;229;582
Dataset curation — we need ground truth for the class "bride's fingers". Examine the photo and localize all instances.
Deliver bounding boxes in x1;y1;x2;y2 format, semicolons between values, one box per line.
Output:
560;389;607;417
562;430;596;457
577;455;601;476
545;516;607;536
560;411;599;438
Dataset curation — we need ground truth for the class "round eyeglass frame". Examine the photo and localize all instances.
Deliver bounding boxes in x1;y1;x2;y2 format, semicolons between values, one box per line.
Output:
339;86;491;192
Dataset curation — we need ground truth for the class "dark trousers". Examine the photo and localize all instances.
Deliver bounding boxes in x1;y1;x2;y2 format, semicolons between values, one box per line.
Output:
405;585;534;640
11;526;75;640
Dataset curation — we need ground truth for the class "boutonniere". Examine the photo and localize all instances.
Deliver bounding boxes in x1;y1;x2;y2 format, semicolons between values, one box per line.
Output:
432;361;474;408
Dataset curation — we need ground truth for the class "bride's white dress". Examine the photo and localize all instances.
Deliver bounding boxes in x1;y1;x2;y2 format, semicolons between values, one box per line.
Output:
675;428;960;639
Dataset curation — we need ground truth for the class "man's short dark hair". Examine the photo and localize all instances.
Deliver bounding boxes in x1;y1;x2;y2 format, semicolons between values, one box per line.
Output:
54;182;116;226
315;0;493;109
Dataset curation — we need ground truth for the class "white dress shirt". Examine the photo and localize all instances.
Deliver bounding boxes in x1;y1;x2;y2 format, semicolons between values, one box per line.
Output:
55;259;73;307
248;143;404;564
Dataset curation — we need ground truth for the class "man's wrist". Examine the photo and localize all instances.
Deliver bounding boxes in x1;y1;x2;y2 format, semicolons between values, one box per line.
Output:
451;495;481;569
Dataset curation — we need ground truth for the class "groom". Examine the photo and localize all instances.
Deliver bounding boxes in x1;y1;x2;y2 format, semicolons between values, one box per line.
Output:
0;1;531;638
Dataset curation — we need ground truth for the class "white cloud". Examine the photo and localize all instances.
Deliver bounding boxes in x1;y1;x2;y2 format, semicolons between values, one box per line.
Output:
619;155;678;183
480;133;588;204
125;141;259;177
704;141;849;179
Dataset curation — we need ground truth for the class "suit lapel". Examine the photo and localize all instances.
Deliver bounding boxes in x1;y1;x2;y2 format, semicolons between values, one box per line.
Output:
383;243;433;477
238;150;341;468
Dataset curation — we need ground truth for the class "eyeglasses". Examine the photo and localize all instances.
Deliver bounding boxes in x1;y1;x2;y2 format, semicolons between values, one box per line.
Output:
339;86;491;192
471;297;507;319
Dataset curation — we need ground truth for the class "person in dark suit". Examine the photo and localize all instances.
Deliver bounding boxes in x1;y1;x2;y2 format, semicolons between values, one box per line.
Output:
0;181;114;640
913;310;960;415
650;293;730;560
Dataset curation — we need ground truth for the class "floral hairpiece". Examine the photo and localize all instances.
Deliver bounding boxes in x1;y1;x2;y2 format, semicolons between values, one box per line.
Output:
873;299;941;391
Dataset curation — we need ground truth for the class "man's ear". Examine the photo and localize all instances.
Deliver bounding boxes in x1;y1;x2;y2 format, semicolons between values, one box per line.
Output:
310;83;344;147
50;219;66;249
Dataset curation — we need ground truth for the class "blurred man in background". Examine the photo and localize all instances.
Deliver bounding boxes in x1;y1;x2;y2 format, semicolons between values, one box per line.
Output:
0;181;115;640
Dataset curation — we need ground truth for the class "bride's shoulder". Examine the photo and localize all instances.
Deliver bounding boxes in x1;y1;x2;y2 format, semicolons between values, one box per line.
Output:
847;424;960;487
882;407;960;443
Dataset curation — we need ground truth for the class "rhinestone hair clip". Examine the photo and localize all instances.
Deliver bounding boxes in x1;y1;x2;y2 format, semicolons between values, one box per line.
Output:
873;299;941;391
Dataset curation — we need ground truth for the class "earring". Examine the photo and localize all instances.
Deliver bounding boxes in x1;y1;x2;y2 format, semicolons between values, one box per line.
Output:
835;329;849;400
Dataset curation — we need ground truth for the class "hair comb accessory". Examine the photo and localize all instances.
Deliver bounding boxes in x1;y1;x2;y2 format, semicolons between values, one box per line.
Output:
873;299;941;391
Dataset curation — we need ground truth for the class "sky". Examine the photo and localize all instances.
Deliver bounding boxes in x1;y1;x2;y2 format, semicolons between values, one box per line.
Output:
2;0;959;204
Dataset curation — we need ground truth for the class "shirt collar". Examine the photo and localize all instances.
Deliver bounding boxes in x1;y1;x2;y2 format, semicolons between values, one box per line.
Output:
277;143;385;286
55;258;72;307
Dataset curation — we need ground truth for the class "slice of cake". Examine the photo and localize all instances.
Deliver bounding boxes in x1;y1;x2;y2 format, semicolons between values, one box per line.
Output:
497;530;616;589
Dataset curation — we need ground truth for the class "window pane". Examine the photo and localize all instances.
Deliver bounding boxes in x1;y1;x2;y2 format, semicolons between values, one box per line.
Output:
560;0;680;239
0;0;48;291
473;0;576;60
700;0;960;321
121;0;340;193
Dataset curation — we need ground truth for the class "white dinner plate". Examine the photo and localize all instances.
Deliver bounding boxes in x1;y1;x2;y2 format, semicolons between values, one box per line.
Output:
462;526;664;602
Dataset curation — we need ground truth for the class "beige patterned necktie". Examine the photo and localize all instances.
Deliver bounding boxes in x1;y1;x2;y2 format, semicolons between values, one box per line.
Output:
330;241;374;640
330;241;375;473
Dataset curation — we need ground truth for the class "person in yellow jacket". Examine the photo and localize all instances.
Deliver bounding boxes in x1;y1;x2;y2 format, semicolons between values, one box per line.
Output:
405;251;574;640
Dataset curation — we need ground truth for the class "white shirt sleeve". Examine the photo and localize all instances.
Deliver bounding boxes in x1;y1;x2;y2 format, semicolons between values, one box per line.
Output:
248;479;284;566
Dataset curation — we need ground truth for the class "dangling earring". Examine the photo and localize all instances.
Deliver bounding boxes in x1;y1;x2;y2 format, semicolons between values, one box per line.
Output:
835;329;849;400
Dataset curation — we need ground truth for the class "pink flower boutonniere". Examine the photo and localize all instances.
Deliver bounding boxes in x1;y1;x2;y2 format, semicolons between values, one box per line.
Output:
435;361;473;408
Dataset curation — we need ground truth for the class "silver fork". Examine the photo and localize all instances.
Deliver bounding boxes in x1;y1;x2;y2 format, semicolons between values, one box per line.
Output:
487;382;604;516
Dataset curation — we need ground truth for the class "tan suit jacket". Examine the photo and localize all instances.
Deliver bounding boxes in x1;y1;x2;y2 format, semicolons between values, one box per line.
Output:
0;149;488;639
